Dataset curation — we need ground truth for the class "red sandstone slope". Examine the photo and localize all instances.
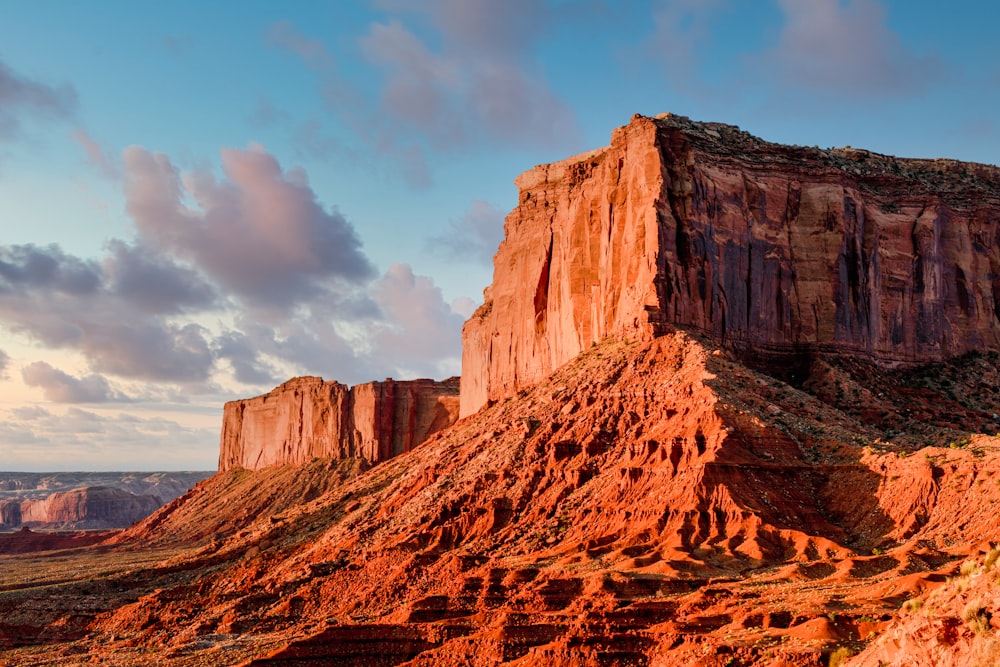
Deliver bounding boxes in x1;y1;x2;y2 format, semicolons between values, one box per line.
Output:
849;549;1000;667
4;332;995;665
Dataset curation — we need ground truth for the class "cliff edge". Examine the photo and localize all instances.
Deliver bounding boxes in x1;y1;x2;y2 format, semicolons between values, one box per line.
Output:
462;113;1000;415
218;376;460;471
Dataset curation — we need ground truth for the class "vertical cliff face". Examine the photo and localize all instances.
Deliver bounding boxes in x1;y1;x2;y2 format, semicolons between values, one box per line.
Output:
218;376;460;471
9;486;161;529
462;113;1000;415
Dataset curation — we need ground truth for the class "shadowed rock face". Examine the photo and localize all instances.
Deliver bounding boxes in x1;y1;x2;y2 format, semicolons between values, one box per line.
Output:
0;472;211;530
218;376;461;471
2;486;161;530
462;113;1000;415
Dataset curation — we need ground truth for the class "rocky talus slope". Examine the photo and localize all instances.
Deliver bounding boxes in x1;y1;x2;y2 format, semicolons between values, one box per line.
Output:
4;334;1000;665
463;113;1000;415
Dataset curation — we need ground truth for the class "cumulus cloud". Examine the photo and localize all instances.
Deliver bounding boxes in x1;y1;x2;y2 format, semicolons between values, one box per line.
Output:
122;144;375;307
104;240;218;314
0;244;101;296
0;348;8;378
0;57;76;138
267;19;436;187
268;5;580;186
369;263;464;378
360;1;580;151
0;144;465;406
427;199;504;266
0;243;217;383
759;0;943;96
22;361;129;403
213;330;283;386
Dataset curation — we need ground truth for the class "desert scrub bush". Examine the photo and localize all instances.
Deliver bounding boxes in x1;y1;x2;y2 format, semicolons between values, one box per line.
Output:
962;600;991;636
961;560;980;577
902;597;924;613
985;547;1000;572
828;646;854;667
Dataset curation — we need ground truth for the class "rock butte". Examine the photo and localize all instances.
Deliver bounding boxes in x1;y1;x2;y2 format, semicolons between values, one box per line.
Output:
5;486;161;530
3;114;1000;666
218;376;460;471
462;112;1000;415
0;472;210;531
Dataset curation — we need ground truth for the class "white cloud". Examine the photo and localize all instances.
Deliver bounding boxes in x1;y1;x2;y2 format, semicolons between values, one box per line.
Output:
123;144;376;308
359;6;580;151
0;405;217;471
368;263;464;378
0;143;467;427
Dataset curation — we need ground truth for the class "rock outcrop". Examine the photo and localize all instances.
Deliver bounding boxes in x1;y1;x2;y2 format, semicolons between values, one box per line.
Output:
462;113;1000;415
16;332;1000;665
0;486;161;530
0;472;210;530
218;376;461;471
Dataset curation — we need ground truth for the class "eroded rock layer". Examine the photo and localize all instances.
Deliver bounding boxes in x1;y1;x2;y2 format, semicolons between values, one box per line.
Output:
218;376;460;471
462;113;1000;415
7;334;1000;665
1;486;161;530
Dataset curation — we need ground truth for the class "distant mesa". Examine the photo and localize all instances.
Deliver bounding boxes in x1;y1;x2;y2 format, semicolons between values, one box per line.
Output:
0;472;211;531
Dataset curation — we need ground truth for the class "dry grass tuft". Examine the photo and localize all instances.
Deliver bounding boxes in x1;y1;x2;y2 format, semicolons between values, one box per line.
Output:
828;646;855;667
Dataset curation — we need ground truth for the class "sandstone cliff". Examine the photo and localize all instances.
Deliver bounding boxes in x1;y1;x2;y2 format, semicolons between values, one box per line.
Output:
0;472;210;531
218;376;460;471
462;113;1000;415
1;486;161;530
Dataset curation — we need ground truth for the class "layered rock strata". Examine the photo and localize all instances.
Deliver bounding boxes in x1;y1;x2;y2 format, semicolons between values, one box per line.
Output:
218;376;460;471
0;486;161;530
462;113;1000;415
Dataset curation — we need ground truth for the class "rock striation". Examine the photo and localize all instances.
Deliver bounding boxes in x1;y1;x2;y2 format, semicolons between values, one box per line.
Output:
462;113;1000;415
0;472;210;531
218;376;461;471
0;486;161;530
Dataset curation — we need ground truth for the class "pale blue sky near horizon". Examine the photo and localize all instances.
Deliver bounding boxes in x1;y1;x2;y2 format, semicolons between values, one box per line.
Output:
0;0;997;471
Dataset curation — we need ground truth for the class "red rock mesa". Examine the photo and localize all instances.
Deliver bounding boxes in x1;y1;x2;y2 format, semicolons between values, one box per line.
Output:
462;113;1000;415
218;376;460;471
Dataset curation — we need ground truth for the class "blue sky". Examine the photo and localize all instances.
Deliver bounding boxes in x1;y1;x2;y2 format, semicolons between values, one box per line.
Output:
0;0;997;470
